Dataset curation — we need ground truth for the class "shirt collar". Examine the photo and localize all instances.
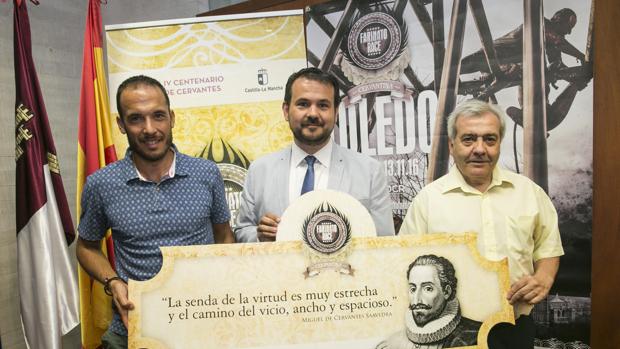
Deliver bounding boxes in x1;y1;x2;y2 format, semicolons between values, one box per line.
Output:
135;150;176;182
291;138;333;169
441;165;513;194
121;144;186;183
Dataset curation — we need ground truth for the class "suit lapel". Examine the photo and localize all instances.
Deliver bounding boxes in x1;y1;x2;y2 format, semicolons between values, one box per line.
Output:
328;144;345;190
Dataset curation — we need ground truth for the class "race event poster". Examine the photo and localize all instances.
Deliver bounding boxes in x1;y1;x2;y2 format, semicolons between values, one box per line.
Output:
305;0;592;347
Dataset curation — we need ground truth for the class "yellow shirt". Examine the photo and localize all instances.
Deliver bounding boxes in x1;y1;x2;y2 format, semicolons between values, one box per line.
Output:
399;166;564;316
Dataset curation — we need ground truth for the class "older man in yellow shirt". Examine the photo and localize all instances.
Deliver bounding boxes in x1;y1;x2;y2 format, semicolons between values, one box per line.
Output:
399;99;563;349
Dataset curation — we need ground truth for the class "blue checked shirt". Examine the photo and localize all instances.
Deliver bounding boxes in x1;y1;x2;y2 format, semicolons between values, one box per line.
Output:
78;146;230;335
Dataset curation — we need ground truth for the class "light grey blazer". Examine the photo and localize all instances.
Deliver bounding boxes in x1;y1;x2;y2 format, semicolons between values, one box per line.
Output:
234;144;395;242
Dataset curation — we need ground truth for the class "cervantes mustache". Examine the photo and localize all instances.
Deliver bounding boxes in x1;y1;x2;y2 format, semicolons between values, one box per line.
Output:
409;303;432;311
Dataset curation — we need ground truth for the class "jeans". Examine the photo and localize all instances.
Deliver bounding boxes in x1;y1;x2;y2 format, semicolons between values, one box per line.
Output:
101;328;128;349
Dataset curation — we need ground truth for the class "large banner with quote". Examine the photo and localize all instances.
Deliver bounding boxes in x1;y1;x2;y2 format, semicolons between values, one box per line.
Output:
128;192;514;349
130;235;513;349
105;11;307;224
306;0;593;347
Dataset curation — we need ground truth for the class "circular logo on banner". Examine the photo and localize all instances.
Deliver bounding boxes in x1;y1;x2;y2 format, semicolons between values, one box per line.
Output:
303;203;351;254
347;12;402;70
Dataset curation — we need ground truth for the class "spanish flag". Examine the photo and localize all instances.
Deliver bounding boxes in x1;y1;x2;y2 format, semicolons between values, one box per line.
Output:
77;0;118;348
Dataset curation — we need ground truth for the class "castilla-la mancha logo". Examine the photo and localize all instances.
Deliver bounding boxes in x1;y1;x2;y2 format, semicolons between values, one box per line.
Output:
257;68;268;85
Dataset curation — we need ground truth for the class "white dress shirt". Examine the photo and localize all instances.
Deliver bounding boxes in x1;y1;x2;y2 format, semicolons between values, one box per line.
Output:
288;139;333;204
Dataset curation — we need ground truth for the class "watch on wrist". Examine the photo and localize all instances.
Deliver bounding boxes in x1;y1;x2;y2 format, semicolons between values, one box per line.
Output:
103;276;123;296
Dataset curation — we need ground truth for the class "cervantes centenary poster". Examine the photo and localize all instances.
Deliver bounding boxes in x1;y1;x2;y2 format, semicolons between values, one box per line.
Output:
105;11;307;225
305;0;592;347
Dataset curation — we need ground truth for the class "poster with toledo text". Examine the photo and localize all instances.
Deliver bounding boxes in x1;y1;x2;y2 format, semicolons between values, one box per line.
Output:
306;0;592;347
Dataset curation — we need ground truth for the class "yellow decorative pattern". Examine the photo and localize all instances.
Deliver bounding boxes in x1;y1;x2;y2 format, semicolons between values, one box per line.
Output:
107;16;306;73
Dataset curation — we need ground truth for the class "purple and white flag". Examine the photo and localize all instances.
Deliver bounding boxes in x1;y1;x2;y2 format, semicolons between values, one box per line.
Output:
14;0;79;348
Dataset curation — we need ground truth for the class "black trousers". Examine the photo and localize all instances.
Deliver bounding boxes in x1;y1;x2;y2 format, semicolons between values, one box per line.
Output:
487;315;535;349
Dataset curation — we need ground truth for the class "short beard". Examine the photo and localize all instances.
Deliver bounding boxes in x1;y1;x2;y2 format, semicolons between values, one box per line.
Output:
292;128;331;147
292;119;334;146
128;133;173;162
